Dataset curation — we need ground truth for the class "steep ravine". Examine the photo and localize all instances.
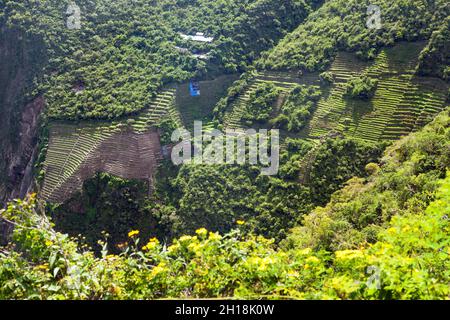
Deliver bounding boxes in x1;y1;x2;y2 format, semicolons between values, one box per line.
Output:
0;27;47;205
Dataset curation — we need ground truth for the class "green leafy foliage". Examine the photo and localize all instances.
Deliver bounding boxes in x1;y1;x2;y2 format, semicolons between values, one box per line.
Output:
1;165;449;299
133;135;383;242
417;16;450;80
259;0;449;72
345;75;378;100
52;173;157;253
171;164;261;235
156;117;179;146
242;83;280;123
309;138;385;205
1;0;449;300
272;85;321;131
0;0;318;120
286;109;450;251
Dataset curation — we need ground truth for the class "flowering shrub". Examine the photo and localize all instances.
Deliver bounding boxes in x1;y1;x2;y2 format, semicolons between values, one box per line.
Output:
1;172;449;300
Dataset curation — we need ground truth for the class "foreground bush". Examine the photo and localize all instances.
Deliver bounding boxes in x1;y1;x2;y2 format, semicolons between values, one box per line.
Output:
1;170;449;300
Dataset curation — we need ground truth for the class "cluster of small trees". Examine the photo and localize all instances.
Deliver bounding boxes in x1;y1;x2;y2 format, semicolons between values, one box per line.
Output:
242;83;280;124
345;75;378;100
416;16;450;80
272;85;322;131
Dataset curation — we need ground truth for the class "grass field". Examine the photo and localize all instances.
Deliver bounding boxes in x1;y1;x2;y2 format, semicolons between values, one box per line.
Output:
175;74;239;131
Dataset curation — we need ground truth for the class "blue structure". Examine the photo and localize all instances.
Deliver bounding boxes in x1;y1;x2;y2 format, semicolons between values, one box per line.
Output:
189;80;200;97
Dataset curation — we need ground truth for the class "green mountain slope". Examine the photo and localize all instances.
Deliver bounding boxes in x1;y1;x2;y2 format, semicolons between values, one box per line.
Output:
259;0;449;73
1;0;449;301
37;0;449;246
285;108;450;251
0;0;319;120
0;108;448;299
217;42;449;148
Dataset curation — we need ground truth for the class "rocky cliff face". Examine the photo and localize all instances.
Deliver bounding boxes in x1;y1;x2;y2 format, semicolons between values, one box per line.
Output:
6;96;45;200
0;27;47;205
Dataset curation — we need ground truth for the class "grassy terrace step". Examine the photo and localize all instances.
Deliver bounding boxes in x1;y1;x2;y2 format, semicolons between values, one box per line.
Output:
382;76;449;140
44;130;162;204
302;42;449;143
176;75;239;132
42;89;180;203
41;125;115;200
304;50;374;138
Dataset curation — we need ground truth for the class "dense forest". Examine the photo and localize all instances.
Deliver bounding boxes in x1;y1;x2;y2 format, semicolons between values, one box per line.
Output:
0;0;449;301
0;0;320;120
259;0;449;73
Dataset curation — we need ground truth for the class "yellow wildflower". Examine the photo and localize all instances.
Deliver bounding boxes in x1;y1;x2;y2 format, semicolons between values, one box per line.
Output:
179;235;194;243
167;243;180;254
287;271;299;278
128;230;139;238
258;257;274;271
375;243;393;255
45;240;54;247
36;264;49;270
208;232;222;241
330;275;361;294
335;249;364;261
387;227;397;235
236;220;245;225
188;242;203;255
306;256;320;264
247;256;274;272
148;237;159;244
150;262;167;278
402;225;411;233
143;240;159;252
110;285;122;296
195;228;208;237
299;248;312;255
142;237;159;251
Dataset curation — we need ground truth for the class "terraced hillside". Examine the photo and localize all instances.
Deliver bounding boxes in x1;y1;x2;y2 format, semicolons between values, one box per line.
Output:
42;43;449;205
131;88;182;132
41;89;181;204
223;72;319;130
307;42;449;142
223;42;450;144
